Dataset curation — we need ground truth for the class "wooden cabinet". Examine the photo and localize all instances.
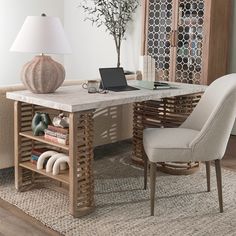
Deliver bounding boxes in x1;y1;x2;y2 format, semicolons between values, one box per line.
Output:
142;0;232;85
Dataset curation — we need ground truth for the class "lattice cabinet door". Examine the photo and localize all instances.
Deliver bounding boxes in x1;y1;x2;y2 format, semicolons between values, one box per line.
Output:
174;0;205;84
144;0;176;81
143;0;231;85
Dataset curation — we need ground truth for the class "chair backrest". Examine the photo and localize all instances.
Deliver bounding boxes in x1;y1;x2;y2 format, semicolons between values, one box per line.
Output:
181;74;236;161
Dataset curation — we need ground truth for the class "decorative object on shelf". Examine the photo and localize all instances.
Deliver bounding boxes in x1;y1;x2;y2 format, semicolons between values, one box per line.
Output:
46;153;68;173
52;155;69;175
52;113;69;128
79;0;139;67
82;80;99;93
10;13;71;94
37;150;58;170
32;112;52;136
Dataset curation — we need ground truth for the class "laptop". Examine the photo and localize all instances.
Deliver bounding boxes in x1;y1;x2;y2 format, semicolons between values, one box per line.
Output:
99;67;139;92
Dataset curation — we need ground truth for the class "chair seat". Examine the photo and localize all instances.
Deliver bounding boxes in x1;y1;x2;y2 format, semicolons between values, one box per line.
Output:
143;128;199;162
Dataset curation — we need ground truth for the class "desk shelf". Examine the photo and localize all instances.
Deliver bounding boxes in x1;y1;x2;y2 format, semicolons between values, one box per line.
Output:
19;161;69;185
14;102;95;218
20;131;69;151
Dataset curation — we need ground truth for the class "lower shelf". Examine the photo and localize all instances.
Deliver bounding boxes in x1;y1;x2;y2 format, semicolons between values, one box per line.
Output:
19;161;69;185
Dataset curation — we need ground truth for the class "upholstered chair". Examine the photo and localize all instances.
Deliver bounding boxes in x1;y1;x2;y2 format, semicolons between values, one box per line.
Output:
143;74;236;216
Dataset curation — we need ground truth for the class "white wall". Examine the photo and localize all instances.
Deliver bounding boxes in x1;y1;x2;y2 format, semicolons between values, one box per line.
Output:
64;0;142;80
0;0;64;86
120;4;142;73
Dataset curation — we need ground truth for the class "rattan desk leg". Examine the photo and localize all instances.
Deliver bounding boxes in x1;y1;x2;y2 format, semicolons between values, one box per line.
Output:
69;111;95;217
132;102;145;165
14;101;22;190
14;102;39;191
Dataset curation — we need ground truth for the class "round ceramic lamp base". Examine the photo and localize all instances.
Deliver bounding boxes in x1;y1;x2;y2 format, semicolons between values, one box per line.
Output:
21;55;65;94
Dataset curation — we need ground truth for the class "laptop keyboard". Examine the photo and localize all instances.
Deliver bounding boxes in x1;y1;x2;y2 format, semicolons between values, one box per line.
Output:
108;86;139;92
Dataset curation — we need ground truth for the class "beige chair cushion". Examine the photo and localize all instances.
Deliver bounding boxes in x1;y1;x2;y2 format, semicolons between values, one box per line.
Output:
143;128;199;162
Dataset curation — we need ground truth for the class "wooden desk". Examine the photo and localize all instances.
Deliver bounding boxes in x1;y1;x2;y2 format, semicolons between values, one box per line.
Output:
7;81;206;217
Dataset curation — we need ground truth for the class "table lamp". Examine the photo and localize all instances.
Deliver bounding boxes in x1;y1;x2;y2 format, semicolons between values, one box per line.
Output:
10;14;72;94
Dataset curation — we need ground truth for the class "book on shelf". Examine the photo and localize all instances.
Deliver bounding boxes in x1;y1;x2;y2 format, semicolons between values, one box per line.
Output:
31;159;37;165
47;125;69;135
44;133;69;145
30;148;49;165
44;129;69;140
31;154;39;161
30;154;38;165
43;126;69;145
31;148;49;156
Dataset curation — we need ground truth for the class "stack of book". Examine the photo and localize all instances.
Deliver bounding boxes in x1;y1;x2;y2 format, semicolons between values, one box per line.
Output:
31;148;49;165
44;125;69;145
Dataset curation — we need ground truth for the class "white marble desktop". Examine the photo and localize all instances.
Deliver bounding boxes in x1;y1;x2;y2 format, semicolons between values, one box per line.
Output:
7;81;207;112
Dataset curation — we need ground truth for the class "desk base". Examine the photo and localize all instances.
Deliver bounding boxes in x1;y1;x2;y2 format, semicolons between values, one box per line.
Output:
14;102;95;218
132;94;202;175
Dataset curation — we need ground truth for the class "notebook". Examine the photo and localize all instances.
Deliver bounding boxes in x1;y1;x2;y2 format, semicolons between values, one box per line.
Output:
134;80;173;90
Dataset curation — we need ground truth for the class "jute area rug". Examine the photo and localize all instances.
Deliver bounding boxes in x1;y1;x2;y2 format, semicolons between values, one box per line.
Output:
1;144;236;236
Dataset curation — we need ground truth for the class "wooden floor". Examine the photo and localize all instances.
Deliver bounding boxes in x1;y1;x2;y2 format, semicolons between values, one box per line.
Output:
1;136;236;236
0;198;61;236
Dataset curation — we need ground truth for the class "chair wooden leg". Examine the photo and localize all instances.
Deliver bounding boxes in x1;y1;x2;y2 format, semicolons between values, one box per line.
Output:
205;161;211;192
215;160;223;213
150;162;156;216
144;153;148;190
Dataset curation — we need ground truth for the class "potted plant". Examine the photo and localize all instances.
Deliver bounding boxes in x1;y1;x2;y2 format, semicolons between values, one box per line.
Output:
79;0;139;68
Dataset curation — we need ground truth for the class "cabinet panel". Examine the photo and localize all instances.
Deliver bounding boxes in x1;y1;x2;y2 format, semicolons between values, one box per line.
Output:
143;0;231;85
175;0;205;84
146;0;175;81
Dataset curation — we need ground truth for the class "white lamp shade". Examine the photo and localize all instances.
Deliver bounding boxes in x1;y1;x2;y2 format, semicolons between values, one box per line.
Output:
10;15;72;54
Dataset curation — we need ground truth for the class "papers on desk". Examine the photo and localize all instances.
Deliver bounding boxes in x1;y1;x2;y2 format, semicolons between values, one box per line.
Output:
134;81;176;90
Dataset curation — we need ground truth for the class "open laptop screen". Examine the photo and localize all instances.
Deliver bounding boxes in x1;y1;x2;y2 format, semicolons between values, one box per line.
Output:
99;67;128;88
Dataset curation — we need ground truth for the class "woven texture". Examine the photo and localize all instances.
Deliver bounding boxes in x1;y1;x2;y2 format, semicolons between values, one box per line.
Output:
1;150;236;236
